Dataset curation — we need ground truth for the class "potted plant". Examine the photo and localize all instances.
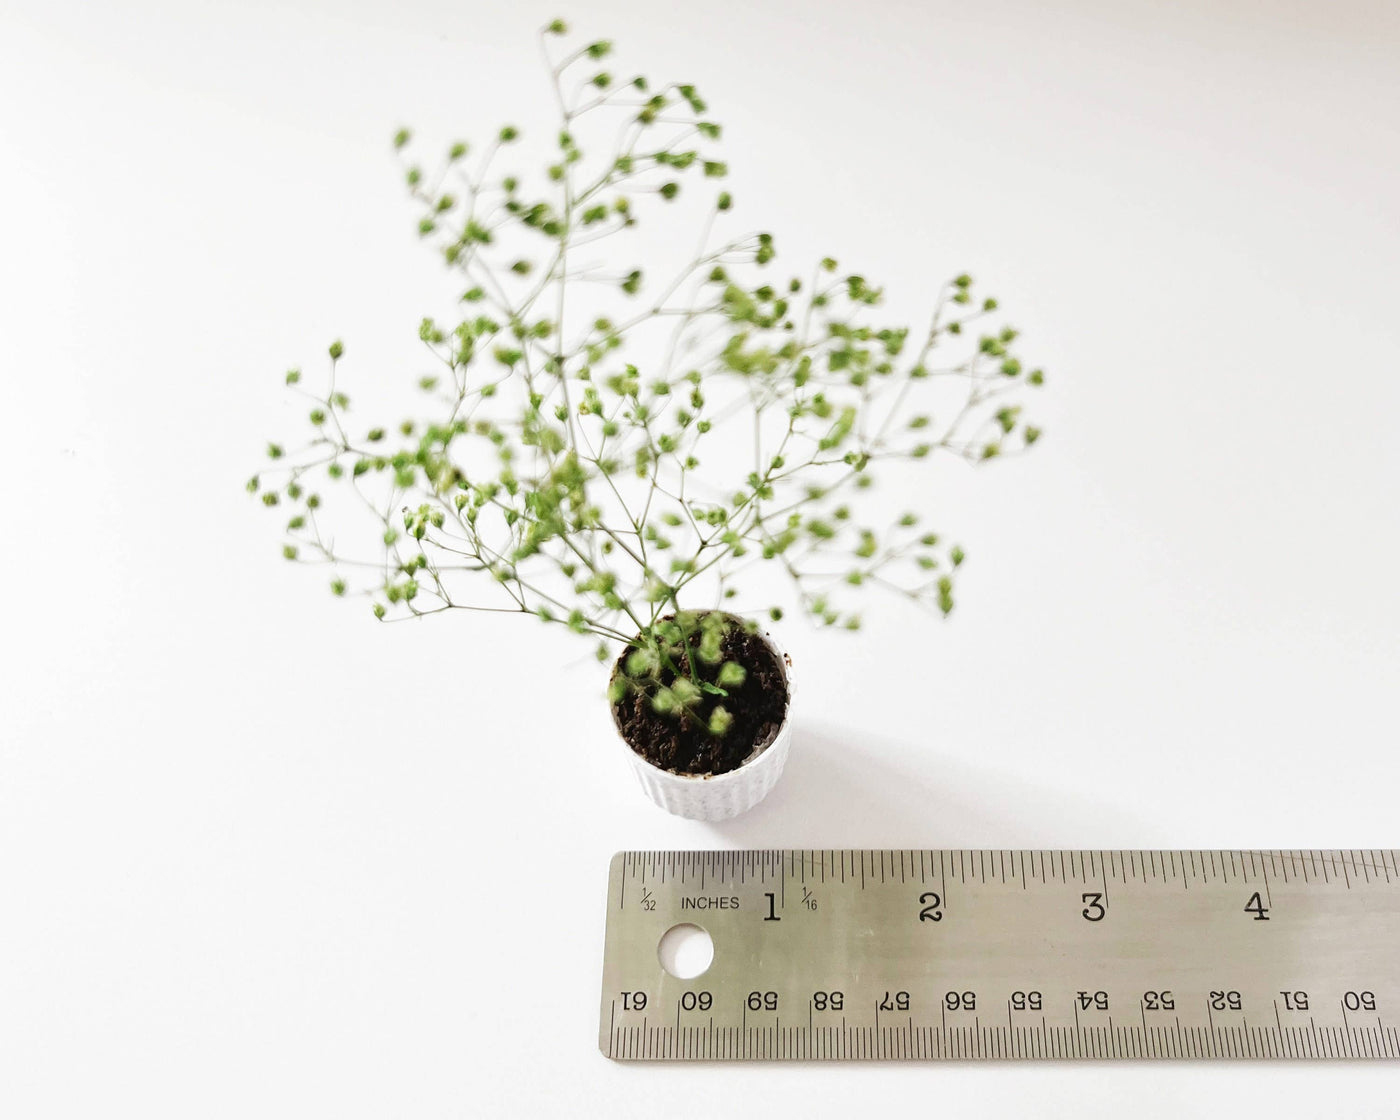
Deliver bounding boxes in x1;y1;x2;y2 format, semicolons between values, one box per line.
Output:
249;20;1045;820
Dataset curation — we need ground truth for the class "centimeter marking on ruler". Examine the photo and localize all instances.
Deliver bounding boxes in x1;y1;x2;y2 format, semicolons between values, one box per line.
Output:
599;850;1400;1061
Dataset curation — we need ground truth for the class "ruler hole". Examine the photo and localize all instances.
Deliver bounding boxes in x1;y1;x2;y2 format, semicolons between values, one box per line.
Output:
657;923;713;980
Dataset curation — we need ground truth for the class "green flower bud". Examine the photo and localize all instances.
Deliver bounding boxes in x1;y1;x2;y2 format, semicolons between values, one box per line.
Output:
651;687;679;714
625;647;659;677
671;678;701;705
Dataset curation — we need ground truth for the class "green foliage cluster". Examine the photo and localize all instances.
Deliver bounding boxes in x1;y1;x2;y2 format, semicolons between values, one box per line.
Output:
608;609;755;738
251;20;1046;733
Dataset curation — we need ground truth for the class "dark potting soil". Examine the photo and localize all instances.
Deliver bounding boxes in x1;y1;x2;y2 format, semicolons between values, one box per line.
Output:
611;619;789;777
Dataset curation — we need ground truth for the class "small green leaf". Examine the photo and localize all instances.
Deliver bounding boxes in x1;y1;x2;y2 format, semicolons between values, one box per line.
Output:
625;647;659;677
651;687;679;714
717;661;746;688
672;678;701;705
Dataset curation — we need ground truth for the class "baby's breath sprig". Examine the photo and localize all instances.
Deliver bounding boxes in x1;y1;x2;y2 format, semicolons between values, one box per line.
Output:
251;19;1047;733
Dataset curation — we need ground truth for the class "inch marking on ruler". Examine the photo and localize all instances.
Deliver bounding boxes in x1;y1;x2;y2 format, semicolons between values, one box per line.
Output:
599;850;1400;1061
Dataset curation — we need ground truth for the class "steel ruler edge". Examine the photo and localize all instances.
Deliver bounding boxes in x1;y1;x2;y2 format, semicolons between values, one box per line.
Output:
598;849;1400;1061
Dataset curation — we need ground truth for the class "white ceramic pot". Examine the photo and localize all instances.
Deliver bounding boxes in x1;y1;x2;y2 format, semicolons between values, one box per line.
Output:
613;625;793;821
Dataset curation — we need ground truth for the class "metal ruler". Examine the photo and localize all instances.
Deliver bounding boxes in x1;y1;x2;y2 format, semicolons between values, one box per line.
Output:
599;850;1400;1061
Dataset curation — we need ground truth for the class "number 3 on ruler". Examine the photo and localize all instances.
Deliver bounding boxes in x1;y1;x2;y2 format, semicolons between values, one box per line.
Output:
1082;892;1106;922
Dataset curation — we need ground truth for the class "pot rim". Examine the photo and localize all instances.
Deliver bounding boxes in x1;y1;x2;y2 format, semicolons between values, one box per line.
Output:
608;616;792;783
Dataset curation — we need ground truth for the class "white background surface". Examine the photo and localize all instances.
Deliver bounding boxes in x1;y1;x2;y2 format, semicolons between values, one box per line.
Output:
3;0;1399;1116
